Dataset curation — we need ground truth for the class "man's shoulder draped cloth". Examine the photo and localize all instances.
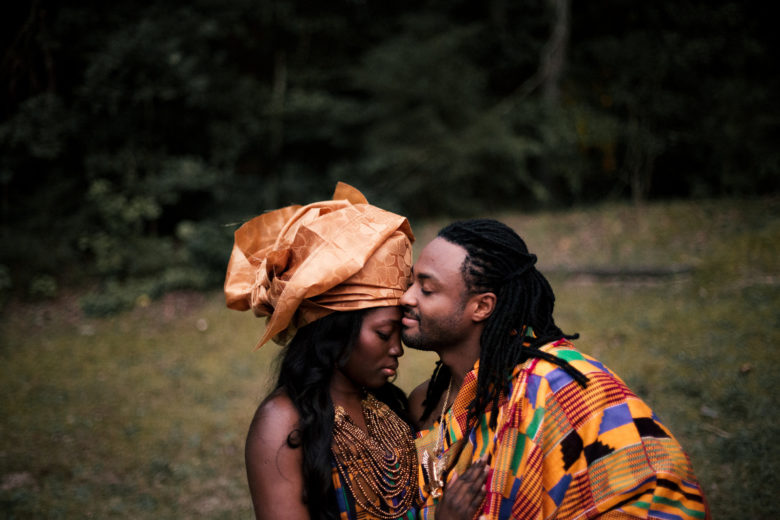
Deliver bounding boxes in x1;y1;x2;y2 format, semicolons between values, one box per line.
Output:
415;341;711;520
224;182;414;348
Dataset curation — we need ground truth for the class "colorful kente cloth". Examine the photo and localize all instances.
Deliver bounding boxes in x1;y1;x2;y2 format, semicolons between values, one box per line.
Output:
332;458;419;520
416;340;710;520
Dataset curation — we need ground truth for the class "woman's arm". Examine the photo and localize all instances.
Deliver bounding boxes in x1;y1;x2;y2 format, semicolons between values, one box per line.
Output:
245;393;310;520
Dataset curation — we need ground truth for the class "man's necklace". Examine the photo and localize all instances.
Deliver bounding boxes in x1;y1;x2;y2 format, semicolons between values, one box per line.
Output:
423;379;453;499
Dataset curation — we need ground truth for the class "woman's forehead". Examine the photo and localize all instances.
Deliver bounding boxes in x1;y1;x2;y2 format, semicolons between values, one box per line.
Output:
363;306;401;323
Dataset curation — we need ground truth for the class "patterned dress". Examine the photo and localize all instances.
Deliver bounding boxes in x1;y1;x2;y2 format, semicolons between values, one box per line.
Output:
416;340;710;520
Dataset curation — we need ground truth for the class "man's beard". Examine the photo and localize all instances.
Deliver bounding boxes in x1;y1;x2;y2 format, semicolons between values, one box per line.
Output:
401;309;430;350
401;326;434;351
401;310;463;352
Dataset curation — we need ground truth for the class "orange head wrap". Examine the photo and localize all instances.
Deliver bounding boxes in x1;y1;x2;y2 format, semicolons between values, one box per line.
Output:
224;182;415;348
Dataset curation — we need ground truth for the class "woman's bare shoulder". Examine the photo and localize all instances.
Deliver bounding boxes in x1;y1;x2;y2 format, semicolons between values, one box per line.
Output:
245;390;308;519
248;389;300;446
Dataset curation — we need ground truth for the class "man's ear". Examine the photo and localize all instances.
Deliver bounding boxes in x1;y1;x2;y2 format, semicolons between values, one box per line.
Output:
470;292;496;323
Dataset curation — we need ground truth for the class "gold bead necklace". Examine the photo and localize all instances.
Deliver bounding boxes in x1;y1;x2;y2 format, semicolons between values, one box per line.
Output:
331;393;417;519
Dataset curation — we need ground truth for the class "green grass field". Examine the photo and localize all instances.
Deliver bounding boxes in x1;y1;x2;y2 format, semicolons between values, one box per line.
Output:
2;198;778;519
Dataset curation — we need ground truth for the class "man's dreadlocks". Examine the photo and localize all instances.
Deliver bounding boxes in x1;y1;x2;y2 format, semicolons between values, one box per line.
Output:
419;219;588;429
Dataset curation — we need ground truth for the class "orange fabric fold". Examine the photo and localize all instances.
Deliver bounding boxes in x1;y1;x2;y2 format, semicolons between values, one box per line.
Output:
224;182;414;348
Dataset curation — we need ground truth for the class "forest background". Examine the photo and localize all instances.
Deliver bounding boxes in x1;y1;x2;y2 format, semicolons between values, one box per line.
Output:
1;0;778;518
1;0;777;305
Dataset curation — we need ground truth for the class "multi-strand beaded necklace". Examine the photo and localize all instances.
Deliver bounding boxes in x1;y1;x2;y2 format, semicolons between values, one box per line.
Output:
331;393;417;519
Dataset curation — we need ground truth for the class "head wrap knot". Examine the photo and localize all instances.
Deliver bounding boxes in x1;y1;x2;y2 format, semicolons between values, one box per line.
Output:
250;259;272;313
224;182;414;348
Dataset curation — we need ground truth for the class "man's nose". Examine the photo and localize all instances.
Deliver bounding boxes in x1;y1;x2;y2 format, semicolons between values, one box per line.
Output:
399;286;415;307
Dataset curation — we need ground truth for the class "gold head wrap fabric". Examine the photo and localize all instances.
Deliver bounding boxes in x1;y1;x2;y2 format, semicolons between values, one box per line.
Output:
224;182;414;348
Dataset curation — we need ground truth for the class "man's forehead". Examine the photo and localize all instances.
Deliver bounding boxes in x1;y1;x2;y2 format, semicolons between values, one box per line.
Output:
413;237;466;279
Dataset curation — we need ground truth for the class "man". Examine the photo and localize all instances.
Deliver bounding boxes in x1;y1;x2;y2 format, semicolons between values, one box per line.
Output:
400;219;710;519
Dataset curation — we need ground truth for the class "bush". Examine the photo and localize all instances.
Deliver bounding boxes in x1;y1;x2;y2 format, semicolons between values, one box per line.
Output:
28;274;58;300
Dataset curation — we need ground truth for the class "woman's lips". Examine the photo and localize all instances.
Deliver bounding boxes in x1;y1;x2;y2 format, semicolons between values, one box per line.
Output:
381;361;398;377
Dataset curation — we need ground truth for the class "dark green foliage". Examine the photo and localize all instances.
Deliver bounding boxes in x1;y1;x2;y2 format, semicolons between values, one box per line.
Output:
0;0;776;310
569;1;780;200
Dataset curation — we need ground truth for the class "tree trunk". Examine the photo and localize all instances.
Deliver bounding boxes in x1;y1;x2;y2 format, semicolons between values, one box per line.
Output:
540;0;570;107
625;116;656;205
270;49;287;157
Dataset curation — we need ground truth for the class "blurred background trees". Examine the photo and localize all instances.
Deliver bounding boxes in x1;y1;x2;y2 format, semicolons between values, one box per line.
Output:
1;0;777;312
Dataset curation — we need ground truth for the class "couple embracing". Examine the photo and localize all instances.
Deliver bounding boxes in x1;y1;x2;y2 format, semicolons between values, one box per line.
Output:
225;183;710;520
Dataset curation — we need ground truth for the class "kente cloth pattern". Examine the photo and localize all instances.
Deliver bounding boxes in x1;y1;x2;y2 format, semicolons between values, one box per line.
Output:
415;340;711;520
224;182;414;347
332;456;419;520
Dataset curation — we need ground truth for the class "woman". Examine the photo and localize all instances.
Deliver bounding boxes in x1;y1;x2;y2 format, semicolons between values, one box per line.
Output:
225;183;485;520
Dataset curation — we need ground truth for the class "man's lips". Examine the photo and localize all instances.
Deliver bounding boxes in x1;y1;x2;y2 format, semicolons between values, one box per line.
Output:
401;312;419;328
401;316;418;328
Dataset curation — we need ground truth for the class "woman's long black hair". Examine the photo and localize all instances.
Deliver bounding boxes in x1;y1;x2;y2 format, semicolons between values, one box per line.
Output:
266;308;411;520
419;219;588;430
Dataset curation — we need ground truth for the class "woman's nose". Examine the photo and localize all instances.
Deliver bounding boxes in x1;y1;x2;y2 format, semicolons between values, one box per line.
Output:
389;337;403;357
